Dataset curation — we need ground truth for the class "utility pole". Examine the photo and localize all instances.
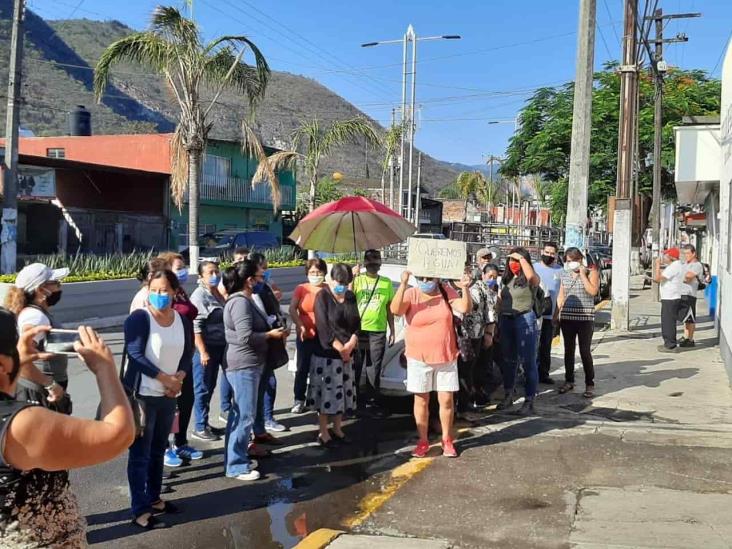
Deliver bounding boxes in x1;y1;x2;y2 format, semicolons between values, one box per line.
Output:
406;25;417;223
648;8;700;300
610;0;638;331
414;152;422;231
388;107;396;209
565;0;596;250
2;0;26;274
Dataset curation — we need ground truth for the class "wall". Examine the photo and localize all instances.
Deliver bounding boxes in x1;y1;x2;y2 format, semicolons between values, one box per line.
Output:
719;37;732;383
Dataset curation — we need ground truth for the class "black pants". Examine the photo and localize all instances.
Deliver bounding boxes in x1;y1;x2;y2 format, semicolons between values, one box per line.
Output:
537;317;555;380
354;331;387;402
458;337;483;412
560;319;594;386
174;368;194;447
661;299;680;349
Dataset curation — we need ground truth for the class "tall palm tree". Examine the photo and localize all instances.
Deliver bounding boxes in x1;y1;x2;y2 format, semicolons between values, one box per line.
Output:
93;6;270;266
380;122;403;208
456;171;488;222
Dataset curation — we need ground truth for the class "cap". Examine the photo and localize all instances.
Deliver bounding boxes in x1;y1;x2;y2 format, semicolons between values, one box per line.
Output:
15;263;69;293
476;247;492;260
663;248;680;260
0;307;18;357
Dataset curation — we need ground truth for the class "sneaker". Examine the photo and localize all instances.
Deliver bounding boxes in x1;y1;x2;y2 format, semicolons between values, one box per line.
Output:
411;439;431;458
174;445;203;461
679;339;696;348
513;400;536;417
290;401;306;414
265;420;287;433
163;448;183;468
539;376;555;385
496;394;515;411
441;438;458;458
218;411;230;423
232;470;261;482
191;427;220;442
253;432;283;446
210;425;226;437
657;345;679;353
247;443;272;458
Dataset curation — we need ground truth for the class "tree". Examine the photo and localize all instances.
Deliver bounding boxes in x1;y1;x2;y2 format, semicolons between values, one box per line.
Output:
501;64;721;222
380;122;403;207
294;176;343;220
456;171;489;222
94;6;270;266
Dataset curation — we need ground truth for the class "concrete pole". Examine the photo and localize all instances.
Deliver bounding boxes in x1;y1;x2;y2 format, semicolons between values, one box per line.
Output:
406;25;417;223
565;0;596;250
389;107;396;209
398;31;408;217
414;152;422;231
651;8;663;301
2;0;25;274
610;0;638;331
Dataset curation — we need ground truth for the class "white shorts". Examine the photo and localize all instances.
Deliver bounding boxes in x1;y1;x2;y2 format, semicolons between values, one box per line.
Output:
406;358;459;394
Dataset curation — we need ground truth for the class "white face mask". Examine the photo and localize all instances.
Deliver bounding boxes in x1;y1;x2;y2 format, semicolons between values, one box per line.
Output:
564;261;581;272
308;275;325;286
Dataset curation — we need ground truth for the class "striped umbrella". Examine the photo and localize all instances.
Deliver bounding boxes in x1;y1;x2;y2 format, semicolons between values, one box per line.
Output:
289;196;416;253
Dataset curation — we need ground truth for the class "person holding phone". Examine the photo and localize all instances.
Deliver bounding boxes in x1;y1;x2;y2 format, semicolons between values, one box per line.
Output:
0;313;134;547
4;263;71;410
124;269;193;529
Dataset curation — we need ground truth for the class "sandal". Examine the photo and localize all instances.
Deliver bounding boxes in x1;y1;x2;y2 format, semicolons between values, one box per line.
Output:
151;500;181;515
583;386;595;399
558;383;574;394
131;514;168;530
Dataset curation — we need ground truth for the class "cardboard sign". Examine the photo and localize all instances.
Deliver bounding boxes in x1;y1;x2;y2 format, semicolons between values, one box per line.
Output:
407;237;466;280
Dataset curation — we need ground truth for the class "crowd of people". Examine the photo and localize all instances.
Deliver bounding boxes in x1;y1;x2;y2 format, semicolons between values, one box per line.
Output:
0;239;707;542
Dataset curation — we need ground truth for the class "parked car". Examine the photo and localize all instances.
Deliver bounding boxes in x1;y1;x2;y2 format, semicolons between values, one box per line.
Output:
182;229;281;262
411;232;446;239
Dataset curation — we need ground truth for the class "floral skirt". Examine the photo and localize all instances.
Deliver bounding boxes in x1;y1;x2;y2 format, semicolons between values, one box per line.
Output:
307;355;356;415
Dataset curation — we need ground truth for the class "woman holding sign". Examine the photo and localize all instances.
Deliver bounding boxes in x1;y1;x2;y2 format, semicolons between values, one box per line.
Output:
390;269;471;458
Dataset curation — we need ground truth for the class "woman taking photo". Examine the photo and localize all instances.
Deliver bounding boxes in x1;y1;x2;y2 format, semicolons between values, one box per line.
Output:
308;263;360;448
557;248;600;398
497;248;540;416
190;260;227;441
223;261;288;481
289;258;328;414
124;269;193;529
0;312;134;547
390;271;471;458
5;263;71;410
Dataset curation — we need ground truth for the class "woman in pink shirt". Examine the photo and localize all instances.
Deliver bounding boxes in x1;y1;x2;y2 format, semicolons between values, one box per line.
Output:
390;270;471;458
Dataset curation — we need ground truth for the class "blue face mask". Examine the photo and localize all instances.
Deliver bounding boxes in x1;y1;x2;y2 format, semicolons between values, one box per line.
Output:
149;292;171;310
175;268;188;284
208;274;220;287
253;281;265;294
418;280;437;294
486;279;498;290
333;284;347;295
263;270;271;283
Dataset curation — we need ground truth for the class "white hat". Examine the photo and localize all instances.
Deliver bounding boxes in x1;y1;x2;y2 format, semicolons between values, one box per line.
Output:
15;263;69;293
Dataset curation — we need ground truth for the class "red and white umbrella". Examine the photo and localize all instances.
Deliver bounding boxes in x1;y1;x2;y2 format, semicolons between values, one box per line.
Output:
290;196;416;253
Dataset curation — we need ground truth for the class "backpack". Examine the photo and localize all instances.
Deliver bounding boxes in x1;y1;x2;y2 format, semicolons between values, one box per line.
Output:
532;285;547;319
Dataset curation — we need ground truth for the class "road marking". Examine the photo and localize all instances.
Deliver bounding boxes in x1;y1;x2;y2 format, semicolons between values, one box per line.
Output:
294;528;344;549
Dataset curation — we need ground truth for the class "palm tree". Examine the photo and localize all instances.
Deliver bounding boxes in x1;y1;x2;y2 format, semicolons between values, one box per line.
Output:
456;171;488;222
93;6;270;266
380;122;403;208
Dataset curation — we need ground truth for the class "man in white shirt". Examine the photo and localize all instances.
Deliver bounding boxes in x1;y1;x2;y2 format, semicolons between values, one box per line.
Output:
678;244;705;347
654;247;684;352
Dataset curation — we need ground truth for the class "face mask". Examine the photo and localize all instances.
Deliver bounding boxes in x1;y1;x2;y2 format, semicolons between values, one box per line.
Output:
308;275;325;286
175;268;188;283
418;280;437;293
541;255;555;266
486;279;498;290
262;270;271;283
333;284;347;295
208;275;220;287
508;262;522;275
253;281;265;294
45;290;62;307
148;292;171;310
565;261;581;272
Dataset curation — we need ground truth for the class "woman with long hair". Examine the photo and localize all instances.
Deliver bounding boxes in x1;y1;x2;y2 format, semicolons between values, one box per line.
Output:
124;269;193;529
497;247;541;415
557;247;600;398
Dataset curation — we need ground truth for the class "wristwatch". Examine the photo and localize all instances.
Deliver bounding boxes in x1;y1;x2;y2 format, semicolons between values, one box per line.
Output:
44;380;59;392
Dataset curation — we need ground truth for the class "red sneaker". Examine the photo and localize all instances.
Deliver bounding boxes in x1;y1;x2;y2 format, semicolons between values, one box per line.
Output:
441;438;458;458
411;439;430;458
247;443;271;458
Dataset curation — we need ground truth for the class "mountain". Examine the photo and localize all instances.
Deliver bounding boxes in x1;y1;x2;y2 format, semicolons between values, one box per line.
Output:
0;2;461;195
442;162;502;179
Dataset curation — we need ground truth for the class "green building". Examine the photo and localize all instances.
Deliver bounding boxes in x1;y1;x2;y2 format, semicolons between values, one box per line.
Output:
169;138;297;249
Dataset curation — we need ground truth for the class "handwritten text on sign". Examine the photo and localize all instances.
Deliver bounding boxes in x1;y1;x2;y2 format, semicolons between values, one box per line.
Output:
407;238;466;280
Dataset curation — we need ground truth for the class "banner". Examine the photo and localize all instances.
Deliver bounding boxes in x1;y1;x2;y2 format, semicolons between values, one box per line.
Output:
407;237;466;280
17;166;56;199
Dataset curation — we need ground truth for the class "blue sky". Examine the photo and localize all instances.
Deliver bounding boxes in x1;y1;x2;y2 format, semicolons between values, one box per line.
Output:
29;0;732;166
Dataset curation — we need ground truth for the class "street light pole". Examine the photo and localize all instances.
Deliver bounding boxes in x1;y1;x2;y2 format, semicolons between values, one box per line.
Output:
362;28;460;222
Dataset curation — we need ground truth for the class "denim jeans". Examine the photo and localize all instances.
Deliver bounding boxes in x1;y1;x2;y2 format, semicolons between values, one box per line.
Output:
220;365;233;414
127;395;176;517
499;311;539;399
294;337;317;402
253;367;277;435
224;367;262;477
193;344;226;432
537;317;555;380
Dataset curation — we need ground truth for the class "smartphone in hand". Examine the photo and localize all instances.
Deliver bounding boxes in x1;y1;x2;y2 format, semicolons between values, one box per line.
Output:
45;329;80;356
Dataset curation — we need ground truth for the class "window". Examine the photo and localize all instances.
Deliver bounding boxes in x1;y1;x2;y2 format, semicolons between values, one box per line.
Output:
202;154;230;187
46;148;65;159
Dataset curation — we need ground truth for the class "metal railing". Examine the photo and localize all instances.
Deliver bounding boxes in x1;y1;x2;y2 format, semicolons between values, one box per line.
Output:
196;174;295;207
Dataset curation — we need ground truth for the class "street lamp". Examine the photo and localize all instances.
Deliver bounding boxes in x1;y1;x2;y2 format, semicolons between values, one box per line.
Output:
362;26;461;223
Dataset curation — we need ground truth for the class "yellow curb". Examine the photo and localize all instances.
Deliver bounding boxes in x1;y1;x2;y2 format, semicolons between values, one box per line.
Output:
294;528;345;549
342;457;435;529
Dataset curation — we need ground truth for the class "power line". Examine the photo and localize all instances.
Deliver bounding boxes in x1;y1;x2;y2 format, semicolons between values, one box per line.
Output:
710;28;732;76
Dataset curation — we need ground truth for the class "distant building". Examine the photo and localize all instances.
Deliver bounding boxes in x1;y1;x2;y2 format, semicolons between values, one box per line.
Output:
439;198;552;227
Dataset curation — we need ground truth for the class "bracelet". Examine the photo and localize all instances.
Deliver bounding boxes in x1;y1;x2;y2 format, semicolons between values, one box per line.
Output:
44;381;58;392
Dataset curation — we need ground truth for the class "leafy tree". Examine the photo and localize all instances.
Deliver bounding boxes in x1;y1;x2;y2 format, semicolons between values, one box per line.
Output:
456;171;489;221
380;121;404;208
502;64;721;222
294;177;343;219
94;6;270;266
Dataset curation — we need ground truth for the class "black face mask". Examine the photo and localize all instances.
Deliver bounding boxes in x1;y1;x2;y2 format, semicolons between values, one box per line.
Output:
541;255;555;266
45;290;63;307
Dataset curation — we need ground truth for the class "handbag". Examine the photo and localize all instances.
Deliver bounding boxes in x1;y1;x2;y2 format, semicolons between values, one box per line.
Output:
437;283;474;362
96;343;146;440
